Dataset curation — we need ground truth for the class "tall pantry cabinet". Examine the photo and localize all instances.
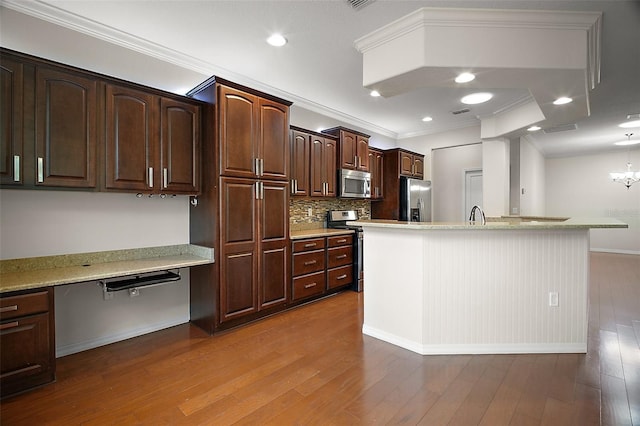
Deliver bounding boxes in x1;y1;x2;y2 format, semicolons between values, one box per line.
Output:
187;77;292;333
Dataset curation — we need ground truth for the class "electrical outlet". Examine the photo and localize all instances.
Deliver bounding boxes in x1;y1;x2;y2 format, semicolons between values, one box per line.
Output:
548;291;559;307
307;207;313;217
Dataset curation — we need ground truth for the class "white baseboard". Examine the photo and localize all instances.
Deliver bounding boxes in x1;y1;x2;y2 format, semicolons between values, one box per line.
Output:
362;324;587;355
55;317;188;358
590;248;640;255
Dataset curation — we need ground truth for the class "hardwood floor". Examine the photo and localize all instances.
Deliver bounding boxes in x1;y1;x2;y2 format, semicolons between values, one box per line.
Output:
1;252;638;425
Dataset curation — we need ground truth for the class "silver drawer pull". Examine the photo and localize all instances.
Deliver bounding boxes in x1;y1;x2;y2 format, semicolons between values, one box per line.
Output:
335;254;347;259
0;321;19;330
13;155;20;182
0;305;18;313
336;239;347;243
304;283;317;289
37;157;44;182
303;260;317;266
304;243;316;248
163;168;168;189
148;167;154;188
336;274;348;280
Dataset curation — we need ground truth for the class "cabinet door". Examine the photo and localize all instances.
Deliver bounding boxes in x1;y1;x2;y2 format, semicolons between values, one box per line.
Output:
400;151;414;176
0;57;23;186
356;135;369;171
35;67;97;188
160;98;200;194
369;149;384;199
310;135;325;197
413;155;424;178
219;177;259;322
259;181;289;308
218;85;259;178
339;130;357;169
323;138;337;197
259;99;289;180
290;129;309;196
105;84;157;191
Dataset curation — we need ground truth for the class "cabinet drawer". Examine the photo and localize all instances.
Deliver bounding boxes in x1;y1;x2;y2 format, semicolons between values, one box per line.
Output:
1;290;50;321
292;271;325;301
327;265;353;290
327;234;353;247
293;238;325;253
327;245;353;269
293;249;325;276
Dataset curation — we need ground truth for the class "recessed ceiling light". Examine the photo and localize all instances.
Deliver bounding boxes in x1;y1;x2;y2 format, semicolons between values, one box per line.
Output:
461;92;493;105
370;90;381;97
455;72;475;83
553;97;572;105
267;34;287;47
619;120;640;128
527;125;541;132
614;133;638;146
422;116;433;122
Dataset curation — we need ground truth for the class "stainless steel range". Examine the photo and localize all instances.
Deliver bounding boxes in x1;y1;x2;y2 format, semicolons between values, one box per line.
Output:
327;210;363;292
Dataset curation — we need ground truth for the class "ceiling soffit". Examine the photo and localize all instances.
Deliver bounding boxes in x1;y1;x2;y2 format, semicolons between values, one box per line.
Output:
354;7;602;139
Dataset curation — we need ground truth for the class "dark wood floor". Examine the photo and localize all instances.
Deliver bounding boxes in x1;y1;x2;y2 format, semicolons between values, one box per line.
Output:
1;252;638;425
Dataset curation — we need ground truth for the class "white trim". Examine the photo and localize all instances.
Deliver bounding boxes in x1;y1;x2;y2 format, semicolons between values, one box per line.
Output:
363;325;587;355
590;248;640;256
55;317;188;358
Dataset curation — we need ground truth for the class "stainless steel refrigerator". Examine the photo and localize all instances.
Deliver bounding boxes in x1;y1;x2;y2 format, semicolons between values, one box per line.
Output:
399;176;432;222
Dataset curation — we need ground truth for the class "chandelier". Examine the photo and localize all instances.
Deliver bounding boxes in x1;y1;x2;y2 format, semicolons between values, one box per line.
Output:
609;133;640;189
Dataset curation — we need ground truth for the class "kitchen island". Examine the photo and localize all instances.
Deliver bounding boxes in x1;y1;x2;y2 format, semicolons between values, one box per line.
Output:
351;218;627;355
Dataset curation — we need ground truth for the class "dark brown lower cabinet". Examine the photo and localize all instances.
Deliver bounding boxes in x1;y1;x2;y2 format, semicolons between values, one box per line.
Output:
291;233;354;303
0;288;55;399
219;177;289;324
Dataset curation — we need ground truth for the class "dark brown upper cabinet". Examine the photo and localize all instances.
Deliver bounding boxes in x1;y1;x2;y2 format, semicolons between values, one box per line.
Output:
218;85;288;181
290;128;310;196
0;57;23;186
322;126;370;172
105;84;200;195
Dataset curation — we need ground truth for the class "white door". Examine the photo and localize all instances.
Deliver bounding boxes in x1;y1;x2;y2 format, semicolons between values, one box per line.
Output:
463;169;483;220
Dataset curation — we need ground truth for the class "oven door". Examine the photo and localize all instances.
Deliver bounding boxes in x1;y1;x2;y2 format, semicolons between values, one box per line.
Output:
340;169;371;198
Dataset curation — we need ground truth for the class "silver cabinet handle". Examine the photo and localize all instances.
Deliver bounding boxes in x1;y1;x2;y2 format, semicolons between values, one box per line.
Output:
0;321;19;330
260;158;264;176
336;254;348;259
304;282;317;289
337;274;348;280
0;305;18;313
163;168;168;189
291;179;295;194
336;239;347;244
13;155;20;182
304;243;317;248
260;181;264;200
148;167;154;188
294;179;298;194
304;260;317;266
255;182;260;200
255;158;260;176
37;157;44;182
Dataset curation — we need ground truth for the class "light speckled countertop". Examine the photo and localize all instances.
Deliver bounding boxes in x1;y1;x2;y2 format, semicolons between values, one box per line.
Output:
349;217;628;230
290;228;355;240
0;244;214;293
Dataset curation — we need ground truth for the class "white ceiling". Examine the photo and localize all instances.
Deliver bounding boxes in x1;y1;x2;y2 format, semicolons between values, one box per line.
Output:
1;0;639;157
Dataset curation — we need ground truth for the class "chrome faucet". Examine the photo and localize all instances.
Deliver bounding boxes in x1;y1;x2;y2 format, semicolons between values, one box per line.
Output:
469;205;486;225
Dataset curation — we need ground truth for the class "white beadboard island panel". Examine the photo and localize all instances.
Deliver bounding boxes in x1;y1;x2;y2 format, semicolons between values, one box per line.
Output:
358;218;626;355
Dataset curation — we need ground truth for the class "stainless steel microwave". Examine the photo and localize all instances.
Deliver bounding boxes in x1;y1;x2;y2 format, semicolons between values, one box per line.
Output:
339;169;371;198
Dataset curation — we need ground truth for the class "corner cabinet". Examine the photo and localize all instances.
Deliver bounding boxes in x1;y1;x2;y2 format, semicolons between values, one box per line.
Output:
322;126;369;172
187;77;292;333
105;84;200;195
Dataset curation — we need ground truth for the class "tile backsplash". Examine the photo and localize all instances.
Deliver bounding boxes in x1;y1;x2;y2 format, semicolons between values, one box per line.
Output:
290;198;370;230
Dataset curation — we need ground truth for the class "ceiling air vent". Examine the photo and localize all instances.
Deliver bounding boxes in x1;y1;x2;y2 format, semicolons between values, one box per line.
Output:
451;108;471;115
543;123;578;134
346;0;375;10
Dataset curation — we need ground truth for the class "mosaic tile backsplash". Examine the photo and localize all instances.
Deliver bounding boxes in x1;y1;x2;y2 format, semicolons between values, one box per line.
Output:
290;198;371;231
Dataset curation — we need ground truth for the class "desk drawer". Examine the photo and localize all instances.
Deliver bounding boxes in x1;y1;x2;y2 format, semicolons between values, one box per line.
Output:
293;249;325;276
293;238;325;253
1;290;50;321
328;265;353;290
327;245;352;269
292;271;325;301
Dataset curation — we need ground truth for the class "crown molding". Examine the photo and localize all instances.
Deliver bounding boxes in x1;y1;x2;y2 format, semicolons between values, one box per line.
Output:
2;0;398;140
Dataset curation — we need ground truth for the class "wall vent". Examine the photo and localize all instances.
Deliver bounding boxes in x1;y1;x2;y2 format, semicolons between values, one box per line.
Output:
451;108;471;115
543;123;578;134
346;0;375;10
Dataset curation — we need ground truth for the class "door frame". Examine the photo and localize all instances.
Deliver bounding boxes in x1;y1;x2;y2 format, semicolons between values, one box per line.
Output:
462;168;483;221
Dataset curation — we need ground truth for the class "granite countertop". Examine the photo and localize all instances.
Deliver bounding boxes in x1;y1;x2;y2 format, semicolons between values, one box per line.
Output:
0;244;214;294
290;228;355;240
349;217;628;231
